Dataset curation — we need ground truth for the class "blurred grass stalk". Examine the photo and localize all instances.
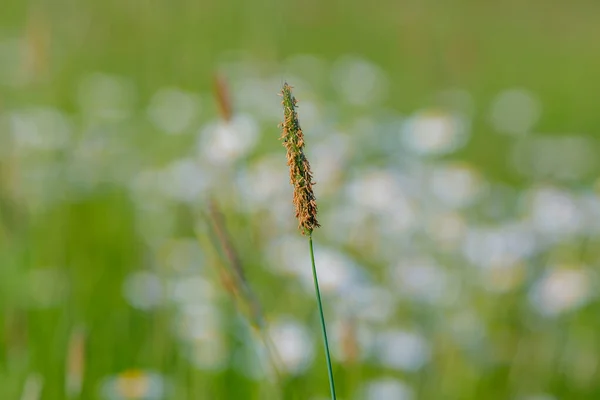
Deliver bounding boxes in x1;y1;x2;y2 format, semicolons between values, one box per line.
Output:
198;74;284;388
280;83;337;400
20;373;43;400
200;200;284;386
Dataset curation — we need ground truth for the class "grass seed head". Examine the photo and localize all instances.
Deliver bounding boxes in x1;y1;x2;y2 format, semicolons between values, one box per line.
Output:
280;83;320;235
213;73;232;122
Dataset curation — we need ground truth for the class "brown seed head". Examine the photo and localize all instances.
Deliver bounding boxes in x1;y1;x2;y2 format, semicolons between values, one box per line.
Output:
280;83;320;235
66;326;86;398
213;73;232;122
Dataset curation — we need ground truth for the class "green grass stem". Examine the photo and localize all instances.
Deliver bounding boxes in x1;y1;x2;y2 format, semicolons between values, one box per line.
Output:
309;234;337;400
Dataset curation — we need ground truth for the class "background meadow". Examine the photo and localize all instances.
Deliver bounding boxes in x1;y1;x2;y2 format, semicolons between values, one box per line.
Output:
2;1;600;399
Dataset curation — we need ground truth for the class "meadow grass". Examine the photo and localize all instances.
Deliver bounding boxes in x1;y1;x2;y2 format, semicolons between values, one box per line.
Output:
2;1;600;399
280;83;337;399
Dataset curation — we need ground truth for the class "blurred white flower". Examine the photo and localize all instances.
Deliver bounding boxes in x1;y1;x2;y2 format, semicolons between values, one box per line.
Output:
232;339;274;381
198;114;259;165
392;257;454;304
320;203;369;245
69;132;132;190
100;370;165;400
169;277;216;306
402;109;468;155
429;162;483;209
462;222;537;271
188;332;228;371
336;285;396;323
78;73;136;121
375;330;430;371
425;211;466;250
147;87;200;134
237;154;289;210
294;99;321;134
266;234;310;276
268;236;362;295
175;304;228;371
490;88;541;135
346;169;416;232
177;304;222;339
464;225;531;292
311;132;351;195
159;158;209;202
310;248;363;294
269;318;314;374
10;108;71;151
530;268;593;316
363;378;414;400
331;55;388;106
525;186;583;238
123;271;164;310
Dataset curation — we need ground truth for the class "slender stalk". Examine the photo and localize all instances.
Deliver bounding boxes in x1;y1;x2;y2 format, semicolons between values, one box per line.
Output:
309;234;337;400
280;83;335;398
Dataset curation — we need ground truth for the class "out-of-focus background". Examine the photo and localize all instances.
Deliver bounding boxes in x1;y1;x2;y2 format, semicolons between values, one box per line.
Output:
2;1;600;399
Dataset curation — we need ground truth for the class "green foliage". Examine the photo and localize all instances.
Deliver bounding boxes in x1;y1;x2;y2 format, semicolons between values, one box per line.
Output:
1;1;600;399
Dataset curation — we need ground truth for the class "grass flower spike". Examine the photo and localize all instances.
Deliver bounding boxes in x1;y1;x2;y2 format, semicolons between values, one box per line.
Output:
280;83;336;400
280;83;320;235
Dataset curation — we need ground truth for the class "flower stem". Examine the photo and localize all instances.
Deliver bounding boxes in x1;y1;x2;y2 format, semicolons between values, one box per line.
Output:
309;234;337;400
